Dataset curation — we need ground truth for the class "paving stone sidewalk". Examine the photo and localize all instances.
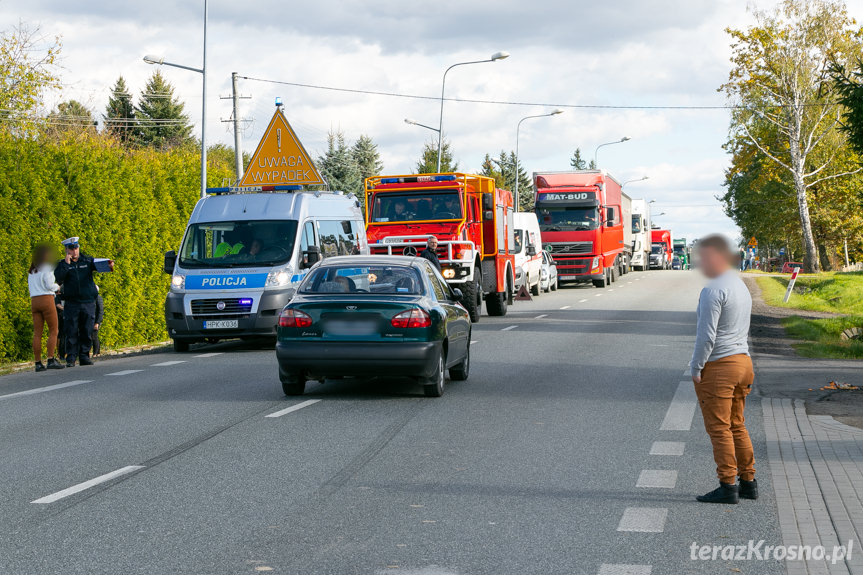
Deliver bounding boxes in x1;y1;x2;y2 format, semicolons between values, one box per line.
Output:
762;398;863;575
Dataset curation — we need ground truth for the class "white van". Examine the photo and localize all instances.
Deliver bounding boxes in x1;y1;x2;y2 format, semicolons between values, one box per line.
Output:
163;186;368;351
513;212;543;296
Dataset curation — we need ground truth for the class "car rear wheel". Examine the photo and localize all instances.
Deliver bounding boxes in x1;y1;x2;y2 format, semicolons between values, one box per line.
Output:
280;372;306;396
424;351;446;397
450;340;470;381
462;267;481;323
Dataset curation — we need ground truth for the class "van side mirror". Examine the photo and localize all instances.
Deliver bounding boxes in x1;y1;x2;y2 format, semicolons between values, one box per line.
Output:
302;246;322;268
526;245;537;257
164;250;177;274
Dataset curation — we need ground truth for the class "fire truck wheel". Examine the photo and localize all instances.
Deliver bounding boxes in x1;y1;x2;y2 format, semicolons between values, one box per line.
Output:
485;291;508;316
423;351;446;397
450;339;470;381
462;268;482;322
280;372;307;396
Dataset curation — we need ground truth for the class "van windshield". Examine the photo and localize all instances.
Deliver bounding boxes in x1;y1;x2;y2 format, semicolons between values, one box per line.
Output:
536;206;599;232
179;220;299;268
370;190;462;222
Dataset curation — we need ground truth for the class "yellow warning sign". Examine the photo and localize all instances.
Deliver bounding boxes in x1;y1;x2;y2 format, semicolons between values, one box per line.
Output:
748;236;758;247
239;108;324;187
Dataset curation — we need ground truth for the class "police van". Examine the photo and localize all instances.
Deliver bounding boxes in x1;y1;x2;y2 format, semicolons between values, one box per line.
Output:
163;186;368;351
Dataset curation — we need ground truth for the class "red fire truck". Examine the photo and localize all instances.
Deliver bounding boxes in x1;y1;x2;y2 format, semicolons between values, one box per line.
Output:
364;173;516;321
533;170;631;288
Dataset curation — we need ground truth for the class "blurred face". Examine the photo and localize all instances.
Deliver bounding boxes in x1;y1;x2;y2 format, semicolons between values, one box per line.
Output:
250;240;262;255
698;245;731;279
395;202;406;214
428;239;438;250
66;246;80;261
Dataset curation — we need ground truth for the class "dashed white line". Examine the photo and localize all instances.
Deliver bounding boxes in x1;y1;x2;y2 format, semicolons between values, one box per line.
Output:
617;507;668;532
265;399;321;418
501;325;518;331
32;465;144;504
649;441;685;456
560;305;571;310
594;294;603;297
151;360;186;367
470;340;478;344
608;289;614;292
579;299;588;303
627;282;633;285
105;370;143;377
598;565;652;575
0;380;93;401
194;352;223;358
682;368;690;376
534;314;548;319
636;470;678;489
659;381;698;431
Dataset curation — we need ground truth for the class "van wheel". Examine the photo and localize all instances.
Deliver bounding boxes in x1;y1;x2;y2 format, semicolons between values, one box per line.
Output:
280;372;306;396
530;277;541;296
423;351;446;397
462;267;481;323
173;339;190;353
486;291;508;316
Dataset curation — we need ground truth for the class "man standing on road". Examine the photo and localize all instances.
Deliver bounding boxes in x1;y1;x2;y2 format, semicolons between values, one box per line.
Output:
691;234;756;505
419;236;442;272
54;237;114;367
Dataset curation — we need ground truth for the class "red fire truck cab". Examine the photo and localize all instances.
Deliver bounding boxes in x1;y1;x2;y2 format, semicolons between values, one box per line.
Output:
364;173;516;322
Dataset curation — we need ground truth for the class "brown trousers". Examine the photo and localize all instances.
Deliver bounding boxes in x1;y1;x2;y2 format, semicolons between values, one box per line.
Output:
31;294;59;362
694;354;756;484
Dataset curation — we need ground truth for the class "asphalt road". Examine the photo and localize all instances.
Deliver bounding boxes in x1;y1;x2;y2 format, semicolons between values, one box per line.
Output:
0;270;784;575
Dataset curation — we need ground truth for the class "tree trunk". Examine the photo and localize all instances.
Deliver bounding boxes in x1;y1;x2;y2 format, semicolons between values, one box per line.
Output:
794;176;820;273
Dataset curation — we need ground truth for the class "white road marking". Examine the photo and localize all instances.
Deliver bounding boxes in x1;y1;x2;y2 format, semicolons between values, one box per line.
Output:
608;289;614;292
194;352;223;358
617;507;668;532
470;340;478;344
682;368;690;376
534;314;548;319
598;565;652;575
265;399;321;418
105;370;143;376
594;294;603;297
659;381;698;431
650;441;685;456
32;465;144;504
151;361;186;367
501;325;518;331
636;470;678;489
560;305;571;310
0;380;92;401
627;282;633;285
579;299;588;303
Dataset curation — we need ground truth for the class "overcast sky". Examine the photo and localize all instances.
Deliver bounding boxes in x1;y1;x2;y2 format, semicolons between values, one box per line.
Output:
9;0;861;242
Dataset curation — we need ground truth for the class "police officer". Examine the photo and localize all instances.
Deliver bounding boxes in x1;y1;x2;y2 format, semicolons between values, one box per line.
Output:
54;237;114;367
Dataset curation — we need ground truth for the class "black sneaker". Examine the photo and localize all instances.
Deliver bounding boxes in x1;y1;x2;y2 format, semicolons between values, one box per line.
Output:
66;360;76;368
79;356;94;366
739;478;758;500
35;362;46;372
696;483;739;504
47;358;65;370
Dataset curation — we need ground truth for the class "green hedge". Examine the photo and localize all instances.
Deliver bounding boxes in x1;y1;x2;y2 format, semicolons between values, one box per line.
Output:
0;131;235;362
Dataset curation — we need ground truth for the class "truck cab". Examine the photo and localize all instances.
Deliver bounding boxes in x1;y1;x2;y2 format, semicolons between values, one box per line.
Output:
163;186;367;351
649;229;673;270
364;173;516;322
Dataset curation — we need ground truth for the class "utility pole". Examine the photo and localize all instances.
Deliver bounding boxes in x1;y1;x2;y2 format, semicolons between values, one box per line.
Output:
221;72;251;181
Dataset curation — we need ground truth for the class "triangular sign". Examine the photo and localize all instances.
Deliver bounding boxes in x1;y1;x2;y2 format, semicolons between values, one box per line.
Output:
239;108;324;187
514;284;533;301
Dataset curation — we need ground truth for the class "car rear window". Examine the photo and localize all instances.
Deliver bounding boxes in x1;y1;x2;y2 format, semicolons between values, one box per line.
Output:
300;265;424;295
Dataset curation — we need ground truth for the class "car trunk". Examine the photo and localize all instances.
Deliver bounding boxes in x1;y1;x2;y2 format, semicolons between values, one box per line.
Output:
285;295;430;342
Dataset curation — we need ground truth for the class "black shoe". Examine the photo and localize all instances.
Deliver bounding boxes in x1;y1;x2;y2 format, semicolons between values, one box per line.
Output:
696;483;739;504
66;360;76;368
46;358;65;370
35;362;46;372
739;478;758;500
79;356;94;366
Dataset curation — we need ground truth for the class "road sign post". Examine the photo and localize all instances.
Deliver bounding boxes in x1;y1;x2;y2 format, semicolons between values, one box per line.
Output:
783;266;802;303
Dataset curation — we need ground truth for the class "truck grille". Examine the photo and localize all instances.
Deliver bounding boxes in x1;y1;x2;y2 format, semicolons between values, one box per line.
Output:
191;298;253;316
552;256;592;276
546;242;593;255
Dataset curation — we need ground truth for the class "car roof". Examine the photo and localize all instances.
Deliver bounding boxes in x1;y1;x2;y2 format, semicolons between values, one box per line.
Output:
316;255;426;268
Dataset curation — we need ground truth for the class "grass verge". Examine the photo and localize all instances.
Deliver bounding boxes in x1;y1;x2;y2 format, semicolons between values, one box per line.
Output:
781;315;863;359
756;272;863;314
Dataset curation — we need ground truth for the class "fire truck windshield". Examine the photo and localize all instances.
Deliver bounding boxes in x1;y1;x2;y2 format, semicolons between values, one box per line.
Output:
536;206;599;232
370;191;462;223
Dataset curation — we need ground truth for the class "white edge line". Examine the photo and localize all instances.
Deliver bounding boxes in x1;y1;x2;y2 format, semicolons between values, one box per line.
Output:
501;325;518;331
0;380;93;401
579;299;588;303
152;361;187;367
265;399;321;418
105;370;144;376
194;352;223;358
560;305;571;310
595;294;603;297
32;465;145;504
534;314;548;319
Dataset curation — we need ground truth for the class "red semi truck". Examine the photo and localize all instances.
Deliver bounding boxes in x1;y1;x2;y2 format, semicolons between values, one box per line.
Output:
364;173;516;322
533;170;631;288
649;229;673;270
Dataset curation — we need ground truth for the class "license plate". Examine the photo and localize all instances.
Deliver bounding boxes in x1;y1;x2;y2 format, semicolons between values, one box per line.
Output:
325;320;377;336
204;320;238;329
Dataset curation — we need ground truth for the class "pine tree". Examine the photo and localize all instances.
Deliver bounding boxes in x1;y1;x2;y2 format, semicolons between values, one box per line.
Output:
135;71;193;148
480;153;504;187
104;76;135;143
416;138;459;174
318;130;361;194
48;100;96;131
351;134;383;203
569;148;596;170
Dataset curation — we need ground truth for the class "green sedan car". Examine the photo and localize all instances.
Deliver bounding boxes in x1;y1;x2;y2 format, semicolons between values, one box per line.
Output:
276;256;471;397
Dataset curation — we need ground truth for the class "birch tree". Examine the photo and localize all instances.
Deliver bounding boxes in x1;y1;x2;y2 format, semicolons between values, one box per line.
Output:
722;0;862;272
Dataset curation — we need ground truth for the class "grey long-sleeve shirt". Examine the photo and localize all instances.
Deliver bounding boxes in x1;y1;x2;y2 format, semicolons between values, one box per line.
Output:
691;269;752;378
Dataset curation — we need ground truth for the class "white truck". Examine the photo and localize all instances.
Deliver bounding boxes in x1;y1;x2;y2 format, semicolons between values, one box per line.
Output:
630;199;652;271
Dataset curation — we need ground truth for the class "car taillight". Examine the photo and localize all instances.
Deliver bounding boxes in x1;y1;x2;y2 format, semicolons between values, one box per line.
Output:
279;309;313;328
391;309;431;328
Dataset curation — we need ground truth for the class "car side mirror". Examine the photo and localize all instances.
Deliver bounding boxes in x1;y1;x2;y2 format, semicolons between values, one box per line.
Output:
302;246;322;269
526;245;537;257
451;288;464;302
164;250;177;274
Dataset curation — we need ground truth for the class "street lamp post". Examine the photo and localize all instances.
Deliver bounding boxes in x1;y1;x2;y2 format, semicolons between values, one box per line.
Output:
622;176;649;188
405;118;440;135
594;136;630;168
514;109;564;210
143;0;208;199
436;51;510;172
